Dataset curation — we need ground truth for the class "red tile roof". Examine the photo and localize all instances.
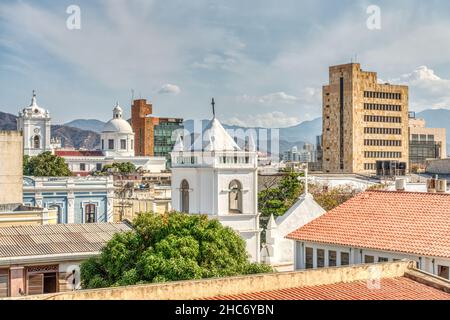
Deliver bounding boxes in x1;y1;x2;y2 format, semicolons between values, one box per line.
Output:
206;277;450;300
55;150;104;157
287;191;450;259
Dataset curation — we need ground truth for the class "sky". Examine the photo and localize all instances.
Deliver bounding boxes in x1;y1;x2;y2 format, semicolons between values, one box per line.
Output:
2;0;450;127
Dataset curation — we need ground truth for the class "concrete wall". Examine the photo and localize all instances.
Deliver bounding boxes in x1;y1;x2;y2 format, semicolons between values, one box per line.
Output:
23;261;415;300
426;159;450;175
0;131;23;204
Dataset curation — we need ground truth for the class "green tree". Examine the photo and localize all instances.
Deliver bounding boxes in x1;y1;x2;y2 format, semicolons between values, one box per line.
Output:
80;212;272;289
23;152;71;177
101;162;136;174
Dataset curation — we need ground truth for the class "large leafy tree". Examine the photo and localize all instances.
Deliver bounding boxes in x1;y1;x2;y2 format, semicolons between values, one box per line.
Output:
80;212;272;289
23;152;71;177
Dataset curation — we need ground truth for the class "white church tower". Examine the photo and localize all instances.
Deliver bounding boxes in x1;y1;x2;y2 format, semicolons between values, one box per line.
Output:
17;91;53;156
170;99;261;262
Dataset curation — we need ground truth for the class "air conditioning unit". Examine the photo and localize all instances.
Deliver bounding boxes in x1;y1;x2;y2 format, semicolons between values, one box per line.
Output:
436;179;447;193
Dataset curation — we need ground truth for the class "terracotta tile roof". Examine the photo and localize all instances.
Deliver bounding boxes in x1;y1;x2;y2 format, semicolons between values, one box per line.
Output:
0;223;132;259
206;277;450;300
287;191;450;258
55;150;104;157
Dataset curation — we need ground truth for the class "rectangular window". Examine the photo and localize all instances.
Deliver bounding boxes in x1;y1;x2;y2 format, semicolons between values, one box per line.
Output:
305;247;314;269
0;269;8;298
328;250;337;267
317;249;325;268
364;255;375;263
96;163;102;171
108;139;114;150
79;163;86;171
101;139;104;150
120;139;127;150
340;252;350;266
438;265;449;280
378;257;389;263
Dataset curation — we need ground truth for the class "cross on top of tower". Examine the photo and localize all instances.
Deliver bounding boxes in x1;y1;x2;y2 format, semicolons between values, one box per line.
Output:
211;97;215;118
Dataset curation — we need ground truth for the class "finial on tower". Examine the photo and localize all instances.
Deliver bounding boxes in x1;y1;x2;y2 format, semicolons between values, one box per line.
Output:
31;90;37;106
211;97;216;118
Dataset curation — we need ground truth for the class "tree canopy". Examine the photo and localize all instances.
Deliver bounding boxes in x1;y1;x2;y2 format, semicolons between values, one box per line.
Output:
258;169;360;241
101;162;136;174
80;212;272;289
23;152;71;177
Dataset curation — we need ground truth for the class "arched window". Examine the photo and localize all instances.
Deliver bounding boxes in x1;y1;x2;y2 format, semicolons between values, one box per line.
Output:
229;180;243;213
85;204;96;223
180;180;189;213
33;135;40;149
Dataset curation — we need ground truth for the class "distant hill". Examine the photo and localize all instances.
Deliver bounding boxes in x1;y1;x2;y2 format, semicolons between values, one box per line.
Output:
416;109;450;156
64;119;106;133
183;118;322;154
0;111;100;150
51;125;100;150
0;111;17;130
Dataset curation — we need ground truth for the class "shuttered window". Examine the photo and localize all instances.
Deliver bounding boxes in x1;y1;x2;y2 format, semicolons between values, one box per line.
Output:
0;269;8;298
305;247;313;269
27;274;44;295
317;249;325;268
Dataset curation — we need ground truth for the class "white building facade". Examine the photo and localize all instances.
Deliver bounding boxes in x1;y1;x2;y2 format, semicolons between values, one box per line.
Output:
170;117;261;262
23;176;115;224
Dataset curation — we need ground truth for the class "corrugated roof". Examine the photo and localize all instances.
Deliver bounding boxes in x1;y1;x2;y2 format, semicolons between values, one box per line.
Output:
287;191;450;259
0;223;132;258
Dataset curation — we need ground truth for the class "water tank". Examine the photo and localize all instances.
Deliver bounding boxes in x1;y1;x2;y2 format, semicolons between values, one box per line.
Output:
395;179;406;191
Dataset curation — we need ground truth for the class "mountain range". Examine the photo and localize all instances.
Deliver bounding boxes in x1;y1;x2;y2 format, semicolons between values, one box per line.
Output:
0;111;100;150
2;109;450;155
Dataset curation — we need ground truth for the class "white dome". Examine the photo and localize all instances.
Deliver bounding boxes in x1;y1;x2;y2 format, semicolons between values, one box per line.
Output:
102;102;133;134
102;118;133;133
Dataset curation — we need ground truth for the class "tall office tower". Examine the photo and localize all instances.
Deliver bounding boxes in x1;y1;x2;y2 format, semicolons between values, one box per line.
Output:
131;99;183;166
322;63;409;174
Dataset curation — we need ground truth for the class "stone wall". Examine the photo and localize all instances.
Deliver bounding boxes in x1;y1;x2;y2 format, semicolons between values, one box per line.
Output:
24;261;415;300
0;131;23;205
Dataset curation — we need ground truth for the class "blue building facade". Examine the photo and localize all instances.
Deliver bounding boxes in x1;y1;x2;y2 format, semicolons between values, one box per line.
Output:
23;176;115;224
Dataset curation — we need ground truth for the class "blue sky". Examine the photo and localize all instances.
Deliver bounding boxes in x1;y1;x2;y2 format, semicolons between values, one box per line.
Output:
2;0;450;126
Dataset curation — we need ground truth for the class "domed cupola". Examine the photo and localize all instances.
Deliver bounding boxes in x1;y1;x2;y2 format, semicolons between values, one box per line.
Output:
101;102;135;157
113;102;123;119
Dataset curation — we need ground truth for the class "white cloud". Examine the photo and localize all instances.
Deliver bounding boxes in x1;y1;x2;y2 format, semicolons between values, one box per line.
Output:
389;66;450;111
225;111;299;128
237;92;299;105
158;84;181;95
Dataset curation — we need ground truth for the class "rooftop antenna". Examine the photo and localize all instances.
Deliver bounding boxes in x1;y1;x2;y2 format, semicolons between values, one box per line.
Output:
211;97;216;118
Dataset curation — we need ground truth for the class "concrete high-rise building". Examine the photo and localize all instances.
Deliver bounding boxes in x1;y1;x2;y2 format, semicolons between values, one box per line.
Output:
409;115;446;169
322;63;409;175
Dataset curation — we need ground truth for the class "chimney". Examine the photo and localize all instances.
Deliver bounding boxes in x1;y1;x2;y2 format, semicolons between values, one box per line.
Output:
395;178;406;192
436;179;447;193
427;177;437;193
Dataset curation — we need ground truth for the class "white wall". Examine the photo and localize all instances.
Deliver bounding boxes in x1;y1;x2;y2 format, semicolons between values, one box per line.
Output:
294;241;450;279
